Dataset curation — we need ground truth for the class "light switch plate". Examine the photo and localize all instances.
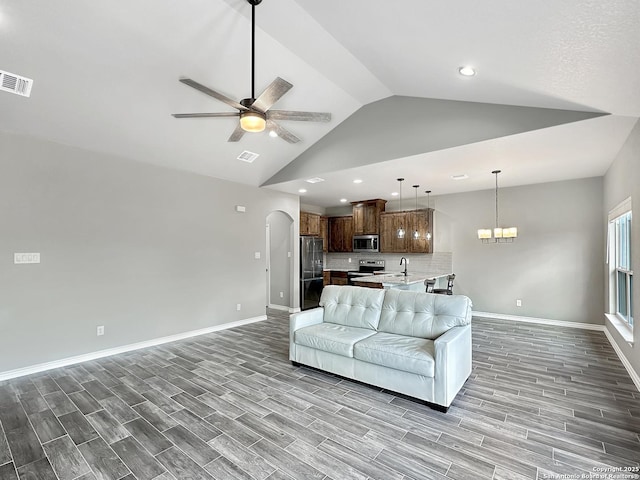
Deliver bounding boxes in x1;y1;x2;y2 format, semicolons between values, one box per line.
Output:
254;252;261;259
14;253;40;264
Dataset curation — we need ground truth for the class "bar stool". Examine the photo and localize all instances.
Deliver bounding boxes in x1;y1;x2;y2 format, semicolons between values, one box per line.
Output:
433;274;455;295
424;279;436;293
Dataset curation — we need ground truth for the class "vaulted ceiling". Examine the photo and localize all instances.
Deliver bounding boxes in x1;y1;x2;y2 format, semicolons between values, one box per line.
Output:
1;0;638;206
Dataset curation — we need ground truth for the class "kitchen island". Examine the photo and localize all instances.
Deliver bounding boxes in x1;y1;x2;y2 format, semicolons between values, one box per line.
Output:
351;272;451;291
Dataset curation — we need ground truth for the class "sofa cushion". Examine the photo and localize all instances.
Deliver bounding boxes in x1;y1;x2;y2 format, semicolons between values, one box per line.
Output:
295;323;376;358
354;332;435;377
378;289;472;339
319;285;385;330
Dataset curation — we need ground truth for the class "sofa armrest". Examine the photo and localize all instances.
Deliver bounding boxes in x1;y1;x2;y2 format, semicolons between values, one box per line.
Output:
289;308;324;361
433;324;472;407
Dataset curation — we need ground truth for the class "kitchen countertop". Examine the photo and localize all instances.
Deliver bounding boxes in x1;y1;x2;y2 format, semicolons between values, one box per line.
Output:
353;271;452;287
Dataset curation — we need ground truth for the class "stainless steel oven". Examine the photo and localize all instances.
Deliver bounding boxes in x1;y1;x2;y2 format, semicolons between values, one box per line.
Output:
347;259;385;284
353;234;379;253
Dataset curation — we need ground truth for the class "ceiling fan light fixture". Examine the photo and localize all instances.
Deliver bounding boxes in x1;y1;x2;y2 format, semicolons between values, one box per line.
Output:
240;111;266;132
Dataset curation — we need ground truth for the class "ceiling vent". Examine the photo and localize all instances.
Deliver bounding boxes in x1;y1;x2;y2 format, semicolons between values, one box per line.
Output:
237;150;259;163
0;70;33;97
306;177;325;184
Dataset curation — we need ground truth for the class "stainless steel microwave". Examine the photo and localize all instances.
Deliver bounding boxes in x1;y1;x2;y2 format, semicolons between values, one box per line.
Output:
353;234;379;253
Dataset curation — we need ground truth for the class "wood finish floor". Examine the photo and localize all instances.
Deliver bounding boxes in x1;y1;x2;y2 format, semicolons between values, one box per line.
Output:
1;310;639;480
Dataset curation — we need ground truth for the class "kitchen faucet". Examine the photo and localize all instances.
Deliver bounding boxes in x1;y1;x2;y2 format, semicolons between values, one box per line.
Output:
400;257;408;276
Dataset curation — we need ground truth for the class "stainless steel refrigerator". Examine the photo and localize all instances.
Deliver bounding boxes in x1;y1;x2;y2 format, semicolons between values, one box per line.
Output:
300;237;324;310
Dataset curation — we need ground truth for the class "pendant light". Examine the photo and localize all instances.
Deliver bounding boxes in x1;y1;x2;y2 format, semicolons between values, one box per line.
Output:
397;178;405;238
425;190;432;241
413;185;420;239
477;170;518;243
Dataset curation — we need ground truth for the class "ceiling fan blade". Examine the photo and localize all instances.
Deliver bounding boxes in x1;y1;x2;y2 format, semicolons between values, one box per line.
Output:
251;77;293;113
267;119;300;144
227;123;246;142
172;112;240;118
179;78;248;111
268;110;331;122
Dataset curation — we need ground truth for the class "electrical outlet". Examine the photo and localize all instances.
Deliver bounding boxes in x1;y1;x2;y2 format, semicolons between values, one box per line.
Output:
236;303;241;311
348;258;352;263
279;292;284;298
254;252;261;259
516;299;522;307
97;326;105;336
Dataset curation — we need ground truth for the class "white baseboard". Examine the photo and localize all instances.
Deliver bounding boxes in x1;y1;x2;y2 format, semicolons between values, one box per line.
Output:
0;315;267;382
472;311;605;331
268;304;290;312
603;327;640;392
474;311;639;392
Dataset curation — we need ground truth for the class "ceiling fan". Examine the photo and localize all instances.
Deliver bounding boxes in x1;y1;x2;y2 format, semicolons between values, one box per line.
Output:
172;0;331;144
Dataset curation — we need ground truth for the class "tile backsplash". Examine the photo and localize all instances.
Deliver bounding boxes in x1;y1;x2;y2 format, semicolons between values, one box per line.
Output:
325;252;452;275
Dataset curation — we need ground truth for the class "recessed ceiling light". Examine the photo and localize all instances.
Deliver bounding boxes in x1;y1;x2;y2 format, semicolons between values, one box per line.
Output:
353;179;363;184
269;130;278;138
458;66;476;77
451;174;469;180
340;198;348;203
298;188;307;193
306;177;325;184
391;192;399;196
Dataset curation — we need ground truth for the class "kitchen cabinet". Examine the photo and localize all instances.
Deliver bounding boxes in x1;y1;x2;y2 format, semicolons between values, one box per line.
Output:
380;209;433;253
351;199;386;235
319;216;328;252
300;211;320;236
323;270;331;286
380;212;408;253
408;209;433;253
328;216;353;252
329;270;348;285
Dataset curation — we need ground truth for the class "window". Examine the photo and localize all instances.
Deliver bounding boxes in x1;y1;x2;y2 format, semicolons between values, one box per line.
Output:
608;200;633;330
614;211;633;326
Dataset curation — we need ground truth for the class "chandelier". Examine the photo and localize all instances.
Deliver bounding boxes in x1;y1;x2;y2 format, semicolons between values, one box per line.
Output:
477;170;517;243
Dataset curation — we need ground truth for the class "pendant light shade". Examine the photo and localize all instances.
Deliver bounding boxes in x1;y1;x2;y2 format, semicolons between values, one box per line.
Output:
413;185;420;239
477;170;518;243
397;178;405;238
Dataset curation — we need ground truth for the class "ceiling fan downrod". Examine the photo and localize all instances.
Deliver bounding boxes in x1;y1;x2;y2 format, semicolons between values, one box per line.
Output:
248;0;262;102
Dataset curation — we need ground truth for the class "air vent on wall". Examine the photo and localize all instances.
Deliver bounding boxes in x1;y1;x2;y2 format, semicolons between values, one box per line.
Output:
0;70;33;97
237;150;259;163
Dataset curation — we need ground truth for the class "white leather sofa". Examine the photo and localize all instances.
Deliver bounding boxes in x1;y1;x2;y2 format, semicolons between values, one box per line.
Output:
290;285;473;411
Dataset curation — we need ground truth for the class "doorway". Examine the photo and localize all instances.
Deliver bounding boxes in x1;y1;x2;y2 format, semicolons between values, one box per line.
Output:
266;211;293;311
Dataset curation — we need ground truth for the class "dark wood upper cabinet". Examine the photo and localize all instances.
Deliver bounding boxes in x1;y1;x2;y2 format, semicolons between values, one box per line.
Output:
380;212;408;253
379;209;433;253
408;209;434;253
300;211;321;236
351;199;386;235
319;216;328;252
328;216;353;252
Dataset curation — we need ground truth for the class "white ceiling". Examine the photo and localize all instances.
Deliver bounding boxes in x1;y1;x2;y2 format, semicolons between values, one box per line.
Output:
1;0;638;207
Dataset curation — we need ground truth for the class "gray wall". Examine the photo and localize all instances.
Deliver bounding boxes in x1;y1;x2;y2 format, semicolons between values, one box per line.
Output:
603;119;640;376
267;211;293;309
0;132;299;373
264;96;605;186
433;177;604;324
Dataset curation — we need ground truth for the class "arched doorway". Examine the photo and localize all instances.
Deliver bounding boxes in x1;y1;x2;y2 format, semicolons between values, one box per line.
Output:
266;211;294;311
